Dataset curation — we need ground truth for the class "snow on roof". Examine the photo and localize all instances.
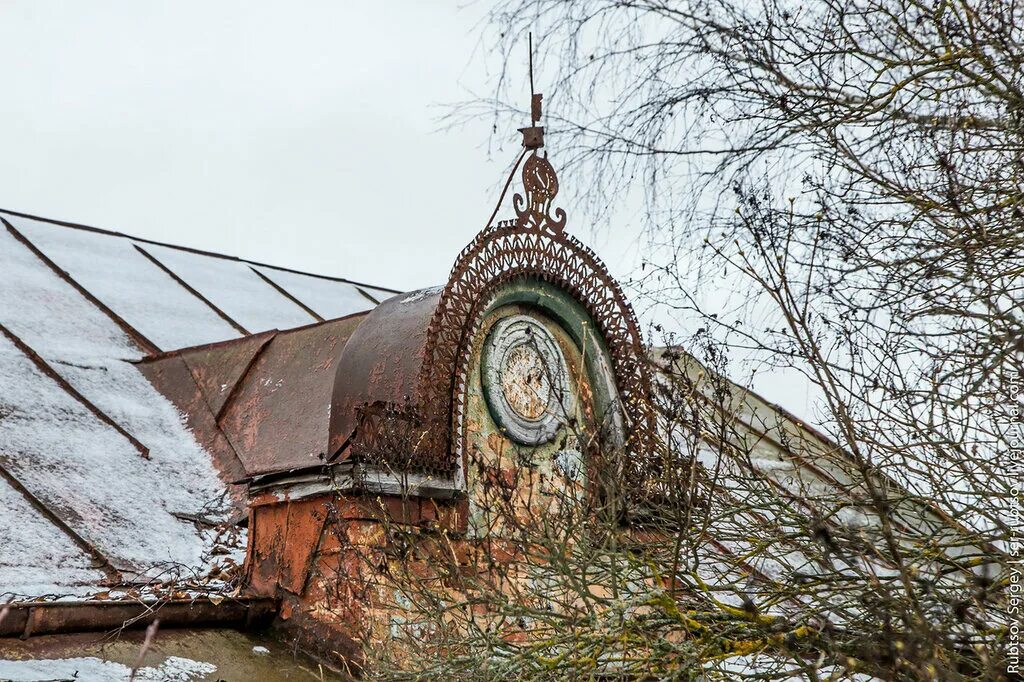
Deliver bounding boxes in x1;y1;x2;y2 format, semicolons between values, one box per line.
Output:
251;264;381;320
9;215;242;350
360;283;401;304
0;226;139;363
0;477;105;599
0;329;224;581
142;243;317;333
1;210;398;351
0;209;398;601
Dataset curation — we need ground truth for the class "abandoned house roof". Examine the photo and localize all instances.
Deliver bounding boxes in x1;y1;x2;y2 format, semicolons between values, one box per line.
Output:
0;207;978;601
0;203;986;678
0;208;398;602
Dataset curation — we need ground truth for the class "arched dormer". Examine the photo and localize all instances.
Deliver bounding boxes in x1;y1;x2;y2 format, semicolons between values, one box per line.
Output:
243;137;662;668
327;158;657;498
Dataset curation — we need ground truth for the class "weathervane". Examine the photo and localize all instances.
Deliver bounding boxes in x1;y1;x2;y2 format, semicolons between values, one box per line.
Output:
509;33;566;234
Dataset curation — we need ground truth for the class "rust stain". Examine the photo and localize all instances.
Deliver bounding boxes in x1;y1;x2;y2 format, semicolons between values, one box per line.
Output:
218;316;365;477
210;333;277;423
279;498;330;596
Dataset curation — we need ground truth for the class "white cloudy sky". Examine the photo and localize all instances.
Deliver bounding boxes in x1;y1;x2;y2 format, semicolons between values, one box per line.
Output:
0;1;645;292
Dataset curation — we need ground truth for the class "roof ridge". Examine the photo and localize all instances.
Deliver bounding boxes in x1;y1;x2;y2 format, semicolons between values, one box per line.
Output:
0;206;401;294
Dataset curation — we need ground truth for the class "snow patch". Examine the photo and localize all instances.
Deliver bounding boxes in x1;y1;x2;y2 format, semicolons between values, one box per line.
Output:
399;286;442;305
0;655;216;682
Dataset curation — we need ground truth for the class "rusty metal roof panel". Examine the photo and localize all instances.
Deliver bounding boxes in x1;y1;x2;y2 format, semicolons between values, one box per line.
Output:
139;314;383;480
328;288;440;458
212;315;367;477
7;214;242;351
176;331;276;418
143;244;317;333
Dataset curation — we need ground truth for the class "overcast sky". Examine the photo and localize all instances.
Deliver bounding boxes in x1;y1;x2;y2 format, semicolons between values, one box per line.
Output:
0;1;646;293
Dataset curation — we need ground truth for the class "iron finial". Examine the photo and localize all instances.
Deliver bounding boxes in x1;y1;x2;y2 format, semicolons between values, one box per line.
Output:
512;33;565;234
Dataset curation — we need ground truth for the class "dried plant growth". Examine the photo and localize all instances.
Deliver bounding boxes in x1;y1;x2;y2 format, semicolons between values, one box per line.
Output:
339;350;1010;679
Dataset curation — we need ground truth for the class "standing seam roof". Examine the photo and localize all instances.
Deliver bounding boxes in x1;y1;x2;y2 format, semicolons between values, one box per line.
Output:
0;208;399;602
0;208;399;352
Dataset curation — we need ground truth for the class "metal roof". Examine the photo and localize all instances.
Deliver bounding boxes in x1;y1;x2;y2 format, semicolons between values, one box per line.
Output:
140;315;367;480
0;208;398;603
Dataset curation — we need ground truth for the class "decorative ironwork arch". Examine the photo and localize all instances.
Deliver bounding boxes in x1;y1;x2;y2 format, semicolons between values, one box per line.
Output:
414;214;658;477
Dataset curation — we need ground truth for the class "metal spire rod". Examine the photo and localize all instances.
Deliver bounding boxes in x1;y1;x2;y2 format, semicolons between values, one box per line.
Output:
520;32;544;149
529;32;535;121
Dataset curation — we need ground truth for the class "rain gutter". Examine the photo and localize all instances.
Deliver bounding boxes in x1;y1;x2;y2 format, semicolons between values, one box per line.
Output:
0;597;277;640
